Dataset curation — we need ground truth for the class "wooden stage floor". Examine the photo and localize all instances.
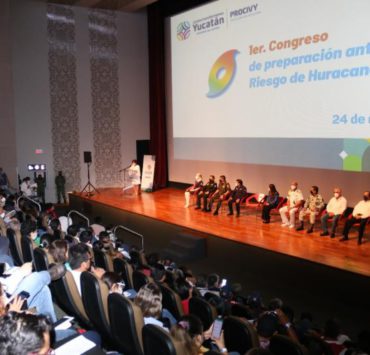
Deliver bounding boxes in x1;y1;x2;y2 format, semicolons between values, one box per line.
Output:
72;187;370;277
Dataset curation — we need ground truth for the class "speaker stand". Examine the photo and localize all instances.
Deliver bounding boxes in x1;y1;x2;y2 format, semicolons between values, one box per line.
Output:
81;162;99;197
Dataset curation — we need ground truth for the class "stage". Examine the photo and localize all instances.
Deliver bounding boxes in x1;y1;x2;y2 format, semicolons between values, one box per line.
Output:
69;187;370;278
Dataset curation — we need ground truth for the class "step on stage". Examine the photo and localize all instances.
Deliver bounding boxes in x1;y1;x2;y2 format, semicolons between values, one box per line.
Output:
69;187;370;278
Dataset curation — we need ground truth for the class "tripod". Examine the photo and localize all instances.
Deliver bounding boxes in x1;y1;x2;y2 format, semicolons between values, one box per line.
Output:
81;162;99;197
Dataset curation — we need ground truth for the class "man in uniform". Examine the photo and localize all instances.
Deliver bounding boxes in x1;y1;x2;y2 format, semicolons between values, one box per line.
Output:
55;171;66;204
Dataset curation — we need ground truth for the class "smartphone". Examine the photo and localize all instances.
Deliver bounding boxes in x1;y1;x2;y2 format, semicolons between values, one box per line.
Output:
0;263;5;276
211;316;223;339
220;278;227;288
11;291;30;311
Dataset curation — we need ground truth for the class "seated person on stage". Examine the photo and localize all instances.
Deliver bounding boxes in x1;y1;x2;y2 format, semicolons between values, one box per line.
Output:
340;191;370;245
320;188;347;238
261;184;280;224
184;173;203;208
209;175;231;216
296;185;324;233
195;175;217;211
227;179;247;217
279;181;304;228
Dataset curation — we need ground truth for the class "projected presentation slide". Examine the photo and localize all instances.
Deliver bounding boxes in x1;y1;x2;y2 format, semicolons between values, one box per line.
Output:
170;0;370;172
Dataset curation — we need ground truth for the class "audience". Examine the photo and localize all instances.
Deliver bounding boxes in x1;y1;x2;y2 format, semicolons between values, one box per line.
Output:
0;180;368;355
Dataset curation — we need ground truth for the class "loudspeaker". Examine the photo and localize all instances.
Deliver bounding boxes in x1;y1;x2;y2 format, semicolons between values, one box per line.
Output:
84;151;92;164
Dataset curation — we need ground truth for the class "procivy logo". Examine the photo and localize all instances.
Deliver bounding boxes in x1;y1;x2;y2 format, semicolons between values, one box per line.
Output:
177;21;191;41
206;49;239;98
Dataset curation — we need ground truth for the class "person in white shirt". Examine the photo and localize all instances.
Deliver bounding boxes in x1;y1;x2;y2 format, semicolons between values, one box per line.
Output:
69;243;105;295
340;191;370;245
279;181;304;228
20;177;37;197
320;188;347;238
128;159;141;196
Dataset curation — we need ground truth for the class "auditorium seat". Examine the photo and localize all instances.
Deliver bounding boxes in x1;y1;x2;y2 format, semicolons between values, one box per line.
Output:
302;334;334;355
223;316;259;354
159;283;184;320
7;228;24;266
245;193;264;211
108;293;145;355
133;270;154;292
142;324;186;355
50;270;91;328
80;271;111;342
20;235;34;263
230;303;254;320
269;334;308;355
33;247;50;271
93;248;114;272
189;296;217;330
113;257;134;289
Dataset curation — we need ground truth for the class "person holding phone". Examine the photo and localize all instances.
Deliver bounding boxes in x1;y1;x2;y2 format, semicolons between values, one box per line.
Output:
0;262;65;322
171;314;230;354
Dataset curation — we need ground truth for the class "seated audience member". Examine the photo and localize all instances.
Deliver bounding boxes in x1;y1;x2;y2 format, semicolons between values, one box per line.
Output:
90;216;106;237
171;314;230;354
20;177;37;198
323;318;350;355
49;240;69;268
174;277;193;315
340;191;370;244
261;184;279;224
45;203;58;220
0;312;52;355
79;229;94;248
205;273;221;296
257;309;298;350
94;230;123;259
66;224;80;244
21;219;40;248
49;218;64;241
227;179;247;217
210;175;232;216
257;312;279;350
101;271;136;299
195;175;217;211
68;243;105;295
184;173;203;208
279;181;304;228
0;261;65;322
321;187;347;238
296;185;324;233
134;282;169;329
0;311;101;354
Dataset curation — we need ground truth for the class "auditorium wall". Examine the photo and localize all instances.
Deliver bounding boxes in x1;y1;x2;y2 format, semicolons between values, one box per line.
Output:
8;0;150;202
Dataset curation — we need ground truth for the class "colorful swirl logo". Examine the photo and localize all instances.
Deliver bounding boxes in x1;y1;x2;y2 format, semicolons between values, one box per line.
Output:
206;49;239;98
177;22;191;41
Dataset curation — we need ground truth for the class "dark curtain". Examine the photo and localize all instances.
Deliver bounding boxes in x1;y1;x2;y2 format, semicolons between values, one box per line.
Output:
147;3;168;190
147;0;211;189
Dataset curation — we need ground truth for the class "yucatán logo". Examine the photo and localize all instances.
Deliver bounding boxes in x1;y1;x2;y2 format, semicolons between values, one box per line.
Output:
206;50;239;98
177;21;191;41
193;12;225;34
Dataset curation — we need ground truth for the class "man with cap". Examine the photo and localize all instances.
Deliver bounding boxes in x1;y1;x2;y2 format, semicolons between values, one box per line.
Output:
279;181;304;228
